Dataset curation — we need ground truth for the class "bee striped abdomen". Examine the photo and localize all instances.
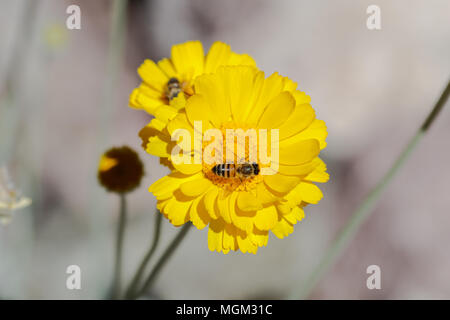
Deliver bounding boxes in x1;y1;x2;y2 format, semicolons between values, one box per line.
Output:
166;77;182;100
212;163;235;178
211;162;260;179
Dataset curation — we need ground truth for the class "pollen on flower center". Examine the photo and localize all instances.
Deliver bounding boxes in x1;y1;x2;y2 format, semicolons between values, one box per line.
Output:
202;123;264;192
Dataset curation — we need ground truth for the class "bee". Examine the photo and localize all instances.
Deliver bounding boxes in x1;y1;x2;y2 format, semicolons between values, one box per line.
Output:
211;162;260;179
165;77;182;100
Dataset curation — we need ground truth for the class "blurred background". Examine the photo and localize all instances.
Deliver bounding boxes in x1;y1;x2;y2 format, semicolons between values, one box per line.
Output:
0;0;449;299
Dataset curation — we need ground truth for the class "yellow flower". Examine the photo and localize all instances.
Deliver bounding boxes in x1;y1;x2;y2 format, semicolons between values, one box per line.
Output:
98;146;144;194
145;66;328;254
130;40;256;154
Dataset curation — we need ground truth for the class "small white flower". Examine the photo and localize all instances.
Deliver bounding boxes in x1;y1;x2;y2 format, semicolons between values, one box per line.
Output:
0;166;31;225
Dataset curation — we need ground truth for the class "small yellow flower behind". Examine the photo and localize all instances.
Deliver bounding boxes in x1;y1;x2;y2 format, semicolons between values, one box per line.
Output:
98;146;144;194
130;41;256;157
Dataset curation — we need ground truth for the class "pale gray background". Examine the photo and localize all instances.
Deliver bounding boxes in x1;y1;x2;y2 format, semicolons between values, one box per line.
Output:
0;0;449;299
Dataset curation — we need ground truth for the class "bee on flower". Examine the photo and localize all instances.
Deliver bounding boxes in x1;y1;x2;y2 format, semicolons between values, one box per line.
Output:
130;42;328;254
130;41;256;159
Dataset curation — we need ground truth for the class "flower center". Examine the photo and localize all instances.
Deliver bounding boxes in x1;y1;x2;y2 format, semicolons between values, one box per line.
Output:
202;123;265;192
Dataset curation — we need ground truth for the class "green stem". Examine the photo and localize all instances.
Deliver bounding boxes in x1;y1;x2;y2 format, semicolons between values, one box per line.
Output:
99;0;128;146
124;211;163;299
87;0;128;293
132;223;192;299
112;193;127;299
291;79;450;300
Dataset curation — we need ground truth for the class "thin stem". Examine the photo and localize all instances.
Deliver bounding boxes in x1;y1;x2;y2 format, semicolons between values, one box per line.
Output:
124;211;163;299
132;223;192;299
112;193;127;299
87;0;128;291
291;79;450;300
98;0;128;146
0;0;39;163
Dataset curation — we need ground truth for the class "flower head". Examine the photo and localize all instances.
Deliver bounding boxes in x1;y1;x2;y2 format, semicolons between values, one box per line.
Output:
144;66;328;254
130;41;256;151
98;146;144;194
0;166;32;225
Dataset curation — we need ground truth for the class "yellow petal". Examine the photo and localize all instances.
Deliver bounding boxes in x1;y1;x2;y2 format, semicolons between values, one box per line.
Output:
203;187;219;219
205;41;256;73
149;171;197;200
297;182;323;204
139;118;170;154
194;73;230;126
223;223;239;251
189;195;210;229
271;218;294;239
230;193;255;233
236;232;258;254
204;41;232;73
228;52;256;68
292;91;311;104
171;41;204;79
246;72;285;125
180;178;212;197
157;57;177;78
257;91;295;129
282;77;298;92
138;59;169;92
172;161;202;175
278;103;315;140
279;139;320;165
129;86;164;114
284;184;304;208
264;174;301;194
277;161;318;176
167;111;194;136
216;189;231;224
146;135;170;157
281;119;327;150
236;191;263;212
282;206;305;225
208;219;227;253
248;227;269;247
164;197;191;226
185;94;214;128
153;105;178;123
255;182;278;206
169;93;187;111
304;158;329;183
254;206;278;231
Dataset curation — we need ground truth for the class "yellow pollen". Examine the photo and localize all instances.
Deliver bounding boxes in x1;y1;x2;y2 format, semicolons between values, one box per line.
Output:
202;123;266;192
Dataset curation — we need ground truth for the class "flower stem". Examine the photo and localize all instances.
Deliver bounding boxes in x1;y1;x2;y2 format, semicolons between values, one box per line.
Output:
292;79;450;299
132;223;192;299
112;193;127;299
124;211;163;299
99;0;128;145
